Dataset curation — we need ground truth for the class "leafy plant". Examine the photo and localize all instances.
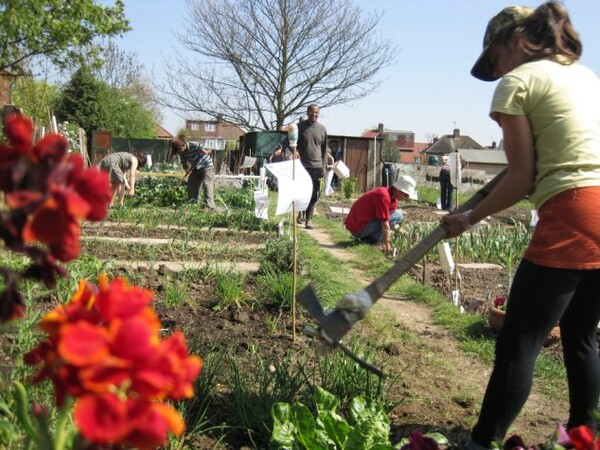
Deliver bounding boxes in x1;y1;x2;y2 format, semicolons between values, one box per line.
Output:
341;177;357;200
164;279;189;308
270;386;394;449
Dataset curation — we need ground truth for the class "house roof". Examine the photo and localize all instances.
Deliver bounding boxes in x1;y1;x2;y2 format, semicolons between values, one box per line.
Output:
460;149;507;164
420;132;485;155
155;123;173;139
361;130;380;138
361;128;414;138
414;142;429;153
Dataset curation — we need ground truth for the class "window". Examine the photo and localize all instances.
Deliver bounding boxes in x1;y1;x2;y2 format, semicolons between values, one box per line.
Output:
190;123;199;131
204;123;216;132
388;132;397;141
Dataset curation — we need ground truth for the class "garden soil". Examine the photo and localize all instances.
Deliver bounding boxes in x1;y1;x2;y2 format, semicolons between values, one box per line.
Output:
91;201;568;448
97;201;568;448
1;201;572;449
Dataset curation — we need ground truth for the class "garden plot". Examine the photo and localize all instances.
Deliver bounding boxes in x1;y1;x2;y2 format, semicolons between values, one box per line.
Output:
80;223;268;271
0;181;571;450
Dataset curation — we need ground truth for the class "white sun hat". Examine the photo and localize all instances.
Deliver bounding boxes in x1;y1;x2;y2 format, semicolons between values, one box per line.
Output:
392;175;417;200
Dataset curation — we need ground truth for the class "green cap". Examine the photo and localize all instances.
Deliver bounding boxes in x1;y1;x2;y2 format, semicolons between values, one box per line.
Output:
471;6;534;81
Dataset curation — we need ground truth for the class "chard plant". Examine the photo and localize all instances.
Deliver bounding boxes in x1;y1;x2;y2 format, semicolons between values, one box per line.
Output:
270;386;394;449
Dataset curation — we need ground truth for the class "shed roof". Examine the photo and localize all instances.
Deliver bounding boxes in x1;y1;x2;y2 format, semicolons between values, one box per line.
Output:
459;149;507;164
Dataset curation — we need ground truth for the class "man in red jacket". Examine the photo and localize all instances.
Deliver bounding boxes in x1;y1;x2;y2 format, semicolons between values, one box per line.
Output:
344;175;417;256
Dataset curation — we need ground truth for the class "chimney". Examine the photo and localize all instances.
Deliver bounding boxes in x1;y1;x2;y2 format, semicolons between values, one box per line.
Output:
453;128;460;138
377;123;384;134
491;141;497;149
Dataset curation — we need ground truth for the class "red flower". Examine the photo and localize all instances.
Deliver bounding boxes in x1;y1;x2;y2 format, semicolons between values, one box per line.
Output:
25;277;202;448
74;395;184;450
15;188;86;262
3;114;34;153
494;295;507;310
569;425;600;450
30;132;67;164
400;430;440;450
71;165;111;221
6;155;111;262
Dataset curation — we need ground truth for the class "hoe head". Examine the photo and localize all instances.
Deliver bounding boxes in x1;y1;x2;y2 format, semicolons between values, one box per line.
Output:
298;284;384;378
297;285;353;344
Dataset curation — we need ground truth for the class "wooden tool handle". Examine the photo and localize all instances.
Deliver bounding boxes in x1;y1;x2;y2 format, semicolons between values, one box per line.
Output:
365;169;507;302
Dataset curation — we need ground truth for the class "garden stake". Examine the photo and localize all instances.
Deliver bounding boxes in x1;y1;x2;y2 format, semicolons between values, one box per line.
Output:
288;124;299;343
298;169;507;348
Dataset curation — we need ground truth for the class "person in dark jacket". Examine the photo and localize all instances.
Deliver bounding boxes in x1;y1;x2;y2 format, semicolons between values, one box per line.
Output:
170;138;215;209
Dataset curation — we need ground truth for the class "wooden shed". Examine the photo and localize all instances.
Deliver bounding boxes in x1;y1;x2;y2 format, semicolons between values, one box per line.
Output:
329;134;383;194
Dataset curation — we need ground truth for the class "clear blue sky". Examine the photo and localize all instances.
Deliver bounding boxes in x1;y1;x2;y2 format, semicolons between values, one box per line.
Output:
112;1;600;146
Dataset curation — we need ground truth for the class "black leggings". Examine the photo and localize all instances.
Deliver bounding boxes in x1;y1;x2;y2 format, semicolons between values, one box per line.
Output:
472;260;600;446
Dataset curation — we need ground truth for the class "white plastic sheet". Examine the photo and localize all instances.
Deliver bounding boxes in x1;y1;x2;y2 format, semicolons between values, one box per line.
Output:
241;156;257;169
253;189;269;220
447;152;462;188
264;160;312;215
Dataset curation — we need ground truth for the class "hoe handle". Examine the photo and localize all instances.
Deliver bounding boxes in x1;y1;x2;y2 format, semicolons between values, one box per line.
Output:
364;169;507;302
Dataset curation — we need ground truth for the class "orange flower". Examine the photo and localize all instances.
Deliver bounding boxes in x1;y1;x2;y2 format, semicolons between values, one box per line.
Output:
25;276;202;448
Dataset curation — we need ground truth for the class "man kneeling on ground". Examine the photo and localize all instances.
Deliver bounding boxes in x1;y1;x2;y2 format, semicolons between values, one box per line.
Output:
344;175;417;256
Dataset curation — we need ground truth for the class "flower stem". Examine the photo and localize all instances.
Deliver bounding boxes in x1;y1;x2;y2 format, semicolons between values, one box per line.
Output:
13;381;38;441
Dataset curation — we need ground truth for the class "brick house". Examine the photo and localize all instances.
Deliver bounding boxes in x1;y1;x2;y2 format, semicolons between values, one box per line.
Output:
155;123;173;140
185;117;245;150
361;123;421;163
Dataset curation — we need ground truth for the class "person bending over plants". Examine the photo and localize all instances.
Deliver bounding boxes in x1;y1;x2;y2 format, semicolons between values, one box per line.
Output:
99;151;149;207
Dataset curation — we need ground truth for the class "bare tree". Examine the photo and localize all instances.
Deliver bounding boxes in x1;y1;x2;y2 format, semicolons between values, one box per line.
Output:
159;0;397;131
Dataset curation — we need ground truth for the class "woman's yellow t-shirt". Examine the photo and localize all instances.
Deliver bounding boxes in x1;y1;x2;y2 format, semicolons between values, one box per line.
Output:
491;59;600;209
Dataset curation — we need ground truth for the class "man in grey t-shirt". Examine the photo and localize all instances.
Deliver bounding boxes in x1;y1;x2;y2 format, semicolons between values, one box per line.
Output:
297;104;327;229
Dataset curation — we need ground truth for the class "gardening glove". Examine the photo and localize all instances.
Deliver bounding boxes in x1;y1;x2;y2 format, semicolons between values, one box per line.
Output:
335;289;373;325
455;210;481;232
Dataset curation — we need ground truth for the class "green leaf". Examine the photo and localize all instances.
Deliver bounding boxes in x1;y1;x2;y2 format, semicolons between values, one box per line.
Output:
314;385;339;414
292;403;327;449
426;432;449;445
271;403;297;449
318;410;350;448
344;417;391;449
348;396;388;427
345;396;391;449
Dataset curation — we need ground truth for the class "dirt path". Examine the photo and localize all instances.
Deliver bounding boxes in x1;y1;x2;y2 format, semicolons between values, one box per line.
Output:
301;225;568;446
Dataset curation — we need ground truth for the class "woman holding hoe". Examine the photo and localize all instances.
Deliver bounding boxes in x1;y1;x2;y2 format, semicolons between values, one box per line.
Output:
443;3;600;449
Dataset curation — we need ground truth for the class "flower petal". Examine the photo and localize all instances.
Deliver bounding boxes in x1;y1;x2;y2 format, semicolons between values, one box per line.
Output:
4;114;34;151
58;321;111;366
74;394;131;443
